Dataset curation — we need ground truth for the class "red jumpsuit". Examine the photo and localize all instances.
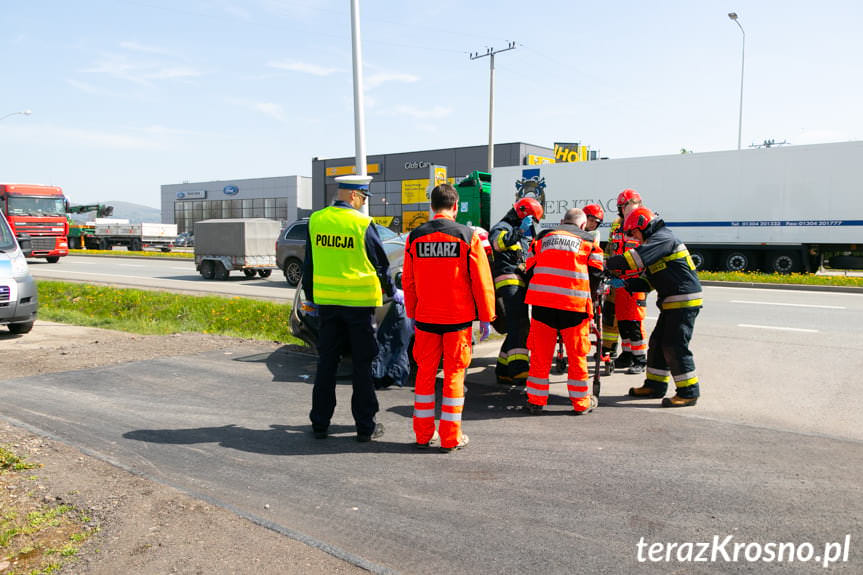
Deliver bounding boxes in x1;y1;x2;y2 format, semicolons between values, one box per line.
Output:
524;226;604;412
604;217;647;363
403;215;495;449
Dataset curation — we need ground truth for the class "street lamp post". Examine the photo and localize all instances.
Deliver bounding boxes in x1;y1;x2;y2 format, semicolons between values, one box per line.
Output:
728;12;745;151
349;0;369;215
0;110;32;122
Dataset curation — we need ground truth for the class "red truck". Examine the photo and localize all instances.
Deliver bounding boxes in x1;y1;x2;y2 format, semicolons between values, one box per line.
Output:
0;183;69;263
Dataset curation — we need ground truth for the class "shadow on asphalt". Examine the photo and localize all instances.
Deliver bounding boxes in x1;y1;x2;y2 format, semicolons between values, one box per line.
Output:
123;424;442;456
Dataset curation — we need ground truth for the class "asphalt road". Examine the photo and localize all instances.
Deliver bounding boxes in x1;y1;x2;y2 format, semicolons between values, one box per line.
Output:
28;254;296;302
2;285;862;574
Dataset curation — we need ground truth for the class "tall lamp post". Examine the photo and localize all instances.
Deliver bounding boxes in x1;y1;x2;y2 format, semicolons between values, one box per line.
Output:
0;110;32;122
349;0;369;214
728;12;745;151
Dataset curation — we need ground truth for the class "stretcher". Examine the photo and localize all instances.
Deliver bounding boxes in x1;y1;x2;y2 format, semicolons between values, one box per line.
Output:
552;277;614;399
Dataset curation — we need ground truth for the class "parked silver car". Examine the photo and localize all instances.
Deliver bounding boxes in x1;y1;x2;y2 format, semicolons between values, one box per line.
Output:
277;219;400;287
0;211;38;334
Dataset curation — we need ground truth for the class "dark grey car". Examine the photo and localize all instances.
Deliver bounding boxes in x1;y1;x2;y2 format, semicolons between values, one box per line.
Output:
277;219;400;287
289;229;405;350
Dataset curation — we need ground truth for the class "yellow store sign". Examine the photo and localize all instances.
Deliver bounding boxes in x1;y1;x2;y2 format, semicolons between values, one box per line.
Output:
401;177;456;204
402;210;429;233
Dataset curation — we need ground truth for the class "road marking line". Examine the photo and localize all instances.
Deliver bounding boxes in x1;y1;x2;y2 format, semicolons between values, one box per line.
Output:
116;263;145;267
731;299;845;310
738;323;819;333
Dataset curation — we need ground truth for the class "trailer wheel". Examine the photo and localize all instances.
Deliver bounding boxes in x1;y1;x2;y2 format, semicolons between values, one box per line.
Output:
130;239;143;252
99;238;110;250
689;249;713;271
243;269;257;279
200;260;215;279
161;247;172;253
213;261;229;281
258;269;272;278
767;251;801;274
723;250;752;272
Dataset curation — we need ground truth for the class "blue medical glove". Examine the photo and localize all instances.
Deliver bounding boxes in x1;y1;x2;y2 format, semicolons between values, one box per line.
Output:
392;288;404;305
608;277;626;289
480;321;491;341
303;302;319;317
519;215;534;236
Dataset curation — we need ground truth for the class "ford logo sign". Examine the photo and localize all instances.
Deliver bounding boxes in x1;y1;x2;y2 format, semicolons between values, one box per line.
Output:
176;192;186;199
223;185;239;195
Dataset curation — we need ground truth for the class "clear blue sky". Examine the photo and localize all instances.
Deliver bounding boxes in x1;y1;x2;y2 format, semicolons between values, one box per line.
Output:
2;0;861;208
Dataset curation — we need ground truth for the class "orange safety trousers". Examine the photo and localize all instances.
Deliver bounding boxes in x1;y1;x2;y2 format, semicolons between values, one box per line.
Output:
412;327;472;449
526;318;592;412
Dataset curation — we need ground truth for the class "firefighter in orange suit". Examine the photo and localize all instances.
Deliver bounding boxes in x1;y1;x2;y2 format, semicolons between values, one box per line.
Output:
603;189;648;374
524;208;604;414
403;183;496;452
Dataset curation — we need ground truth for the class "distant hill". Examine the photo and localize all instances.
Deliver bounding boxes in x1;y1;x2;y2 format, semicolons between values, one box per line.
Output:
69;201;162;224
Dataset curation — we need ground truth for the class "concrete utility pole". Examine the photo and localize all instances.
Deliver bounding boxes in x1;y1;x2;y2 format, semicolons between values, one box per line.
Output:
349;0;369;214
470;42;517;173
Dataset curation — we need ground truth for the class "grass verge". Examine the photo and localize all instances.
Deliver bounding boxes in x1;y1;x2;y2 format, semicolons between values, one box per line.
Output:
698;270;863;287
1;446;95;575
37;281;303;344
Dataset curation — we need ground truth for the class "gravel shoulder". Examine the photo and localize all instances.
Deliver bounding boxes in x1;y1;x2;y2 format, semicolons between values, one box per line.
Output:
0;321;364;575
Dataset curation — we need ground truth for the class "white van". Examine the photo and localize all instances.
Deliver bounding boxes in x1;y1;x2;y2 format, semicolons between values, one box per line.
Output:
0;211;38;334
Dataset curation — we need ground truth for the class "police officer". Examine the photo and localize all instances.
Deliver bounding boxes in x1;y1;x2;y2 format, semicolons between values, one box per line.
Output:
603;189;648;374
523;208;605;414
302;175;400;441
489;197;543;385
403;183;495;452
606;207;703;407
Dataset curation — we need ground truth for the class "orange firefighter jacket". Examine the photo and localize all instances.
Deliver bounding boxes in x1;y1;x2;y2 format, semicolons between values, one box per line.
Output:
403;214;496;327
525;225;605;315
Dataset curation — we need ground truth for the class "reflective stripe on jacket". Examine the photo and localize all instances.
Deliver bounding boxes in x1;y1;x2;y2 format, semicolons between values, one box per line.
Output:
403;214;496;325
309;205;382;307
606;219;703;311
524;226;604;314
489;209;531;289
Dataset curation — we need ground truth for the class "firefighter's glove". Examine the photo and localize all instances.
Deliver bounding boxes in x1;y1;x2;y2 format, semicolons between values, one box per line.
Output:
304;302;319;317
392;288;404;305
519;215;535;237
608;277;626;289
480;321;491;342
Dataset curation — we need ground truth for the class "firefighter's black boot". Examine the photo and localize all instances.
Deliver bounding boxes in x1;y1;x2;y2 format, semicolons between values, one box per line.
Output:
626;356;646;374
614;351;633;369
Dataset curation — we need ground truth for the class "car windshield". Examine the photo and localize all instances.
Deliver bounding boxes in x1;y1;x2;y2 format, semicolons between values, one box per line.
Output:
7;196;67;216
0;214;17;251
375;224;398;241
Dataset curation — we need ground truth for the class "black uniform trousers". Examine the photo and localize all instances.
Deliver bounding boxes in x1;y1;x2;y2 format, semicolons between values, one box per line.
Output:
644;307;700;398
496;284;530;380
310;305;380;436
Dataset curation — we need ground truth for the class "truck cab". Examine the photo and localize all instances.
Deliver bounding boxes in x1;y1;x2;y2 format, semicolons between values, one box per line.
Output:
0;211;38;334
0;183;69;263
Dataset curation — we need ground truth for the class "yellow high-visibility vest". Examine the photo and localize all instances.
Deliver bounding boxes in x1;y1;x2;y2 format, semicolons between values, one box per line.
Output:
309;206;381;307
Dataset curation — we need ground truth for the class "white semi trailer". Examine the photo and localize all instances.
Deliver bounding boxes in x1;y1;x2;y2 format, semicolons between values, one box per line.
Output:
491;141;863;272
